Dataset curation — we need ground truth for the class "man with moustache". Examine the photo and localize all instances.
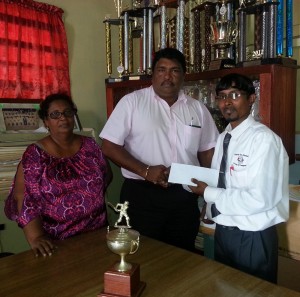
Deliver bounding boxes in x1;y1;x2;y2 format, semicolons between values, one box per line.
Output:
189;73;289;283
100;48;219;251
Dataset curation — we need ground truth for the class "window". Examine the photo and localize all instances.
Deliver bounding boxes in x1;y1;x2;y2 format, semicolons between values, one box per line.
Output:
0;0;70;100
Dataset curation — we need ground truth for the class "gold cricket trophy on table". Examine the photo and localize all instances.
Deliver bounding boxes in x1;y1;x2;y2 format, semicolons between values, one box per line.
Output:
209;0;237;70
99;201;146;297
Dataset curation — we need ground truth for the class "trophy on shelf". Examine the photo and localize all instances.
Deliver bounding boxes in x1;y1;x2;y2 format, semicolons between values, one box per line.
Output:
209;0;237;70
103;0;126;82
99;201;146;297
237;0;297;66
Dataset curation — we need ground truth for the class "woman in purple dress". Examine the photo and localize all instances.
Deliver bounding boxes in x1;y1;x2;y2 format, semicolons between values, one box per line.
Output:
5;93;112;257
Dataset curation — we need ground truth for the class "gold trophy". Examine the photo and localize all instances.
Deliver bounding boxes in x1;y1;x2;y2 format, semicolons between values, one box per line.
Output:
209;0;237;70
99;201;146;297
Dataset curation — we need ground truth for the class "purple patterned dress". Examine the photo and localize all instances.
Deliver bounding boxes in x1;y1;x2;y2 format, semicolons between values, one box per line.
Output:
5;136;108;240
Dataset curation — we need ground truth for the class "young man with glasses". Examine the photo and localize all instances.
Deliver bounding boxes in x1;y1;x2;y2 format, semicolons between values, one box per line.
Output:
189;73;289;283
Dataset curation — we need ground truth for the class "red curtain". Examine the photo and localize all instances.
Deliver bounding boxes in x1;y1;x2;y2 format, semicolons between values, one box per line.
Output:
0;0;71;100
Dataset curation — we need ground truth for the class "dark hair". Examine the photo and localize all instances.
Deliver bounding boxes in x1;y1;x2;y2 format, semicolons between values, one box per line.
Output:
152;48;186;73
216;73;255;96
38;93;77;120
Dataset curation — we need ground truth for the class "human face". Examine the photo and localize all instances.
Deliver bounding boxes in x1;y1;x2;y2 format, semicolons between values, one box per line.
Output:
44;100;75;134
152;58;185;105
216;88;255;129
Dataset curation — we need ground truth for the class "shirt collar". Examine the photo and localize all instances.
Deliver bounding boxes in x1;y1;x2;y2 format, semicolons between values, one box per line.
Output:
151;86;187;103
225;115;255;138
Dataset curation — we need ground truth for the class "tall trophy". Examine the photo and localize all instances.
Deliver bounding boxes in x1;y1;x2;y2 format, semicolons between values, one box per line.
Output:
103;0;125;82
209;0;237;70
99;201;146;297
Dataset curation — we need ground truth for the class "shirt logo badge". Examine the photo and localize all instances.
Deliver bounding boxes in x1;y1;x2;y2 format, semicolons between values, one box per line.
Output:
233;153;248;167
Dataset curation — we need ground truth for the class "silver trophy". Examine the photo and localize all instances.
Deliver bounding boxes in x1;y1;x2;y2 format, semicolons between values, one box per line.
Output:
209;0;237;70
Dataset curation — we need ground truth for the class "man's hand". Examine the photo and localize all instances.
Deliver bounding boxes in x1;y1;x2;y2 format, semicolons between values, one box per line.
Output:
145;165;169;188
189;178;208;196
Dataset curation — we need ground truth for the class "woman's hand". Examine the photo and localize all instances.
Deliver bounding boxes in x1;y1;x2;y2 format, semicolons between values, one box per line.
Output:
28;235;57;257
23;218;57;257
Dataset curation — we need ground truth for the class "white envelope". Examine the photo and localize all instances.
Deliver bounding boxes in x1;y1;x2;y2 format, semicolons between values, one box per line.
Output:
168;163;219;187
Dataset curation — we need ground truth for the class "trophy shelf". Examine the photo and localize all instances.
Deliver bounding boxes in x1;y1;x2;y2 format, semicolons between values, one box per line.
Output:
105;64;298;163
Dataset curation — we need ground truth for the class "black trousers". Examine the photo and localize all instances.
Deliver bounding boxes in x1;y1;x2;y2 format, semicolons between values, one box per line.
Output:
214;224;278;283
120;179;200;252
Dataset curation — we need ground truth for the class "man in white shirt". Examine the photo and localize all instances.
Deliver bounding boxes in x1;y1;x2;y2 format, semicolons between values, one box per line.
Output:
190;73;289;283
100;48;219;251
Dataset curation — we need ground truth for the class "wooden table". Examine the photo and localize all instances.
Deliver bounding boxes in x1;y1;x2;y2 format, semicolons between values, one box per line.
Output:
1;228;300;297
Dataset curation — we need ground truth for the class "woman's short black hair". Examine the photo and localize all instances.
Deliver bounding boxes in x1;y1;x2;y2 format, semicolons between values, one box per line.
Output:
38;93;77;120
216;73;255;96
152;47;186;73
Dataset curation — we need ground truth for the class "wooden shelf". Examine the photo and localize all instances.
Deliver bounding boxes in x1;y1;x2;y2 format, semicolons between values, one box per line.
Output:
105;64;298;163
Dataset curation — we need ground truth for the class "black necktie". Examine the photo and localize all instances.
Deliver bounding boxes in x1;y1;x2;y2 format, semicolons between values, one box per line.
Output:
211;133;232;218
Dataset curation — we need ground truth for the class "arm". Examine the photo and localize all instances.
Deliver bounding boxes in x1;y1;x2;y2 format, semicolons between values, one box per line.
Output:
13;163;56;257
23;218;56;257
101;138;169;187
197;147;214;168
104;156;113;189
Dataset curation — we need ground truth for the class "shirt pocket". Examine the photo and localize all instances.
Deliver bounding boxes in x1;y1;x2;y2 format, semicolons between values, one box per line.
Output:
184;125;202;153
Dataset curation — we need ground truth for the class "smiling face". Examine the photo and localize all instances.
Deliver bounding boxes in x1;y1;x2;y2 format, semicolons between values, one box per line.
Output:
216;87;255;129
44;99;76;135
152;58;185;105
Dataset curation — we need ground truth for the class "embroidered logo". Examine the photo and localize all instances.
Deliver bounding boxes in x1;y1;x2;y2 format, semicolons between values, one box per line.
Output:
233;153;248;167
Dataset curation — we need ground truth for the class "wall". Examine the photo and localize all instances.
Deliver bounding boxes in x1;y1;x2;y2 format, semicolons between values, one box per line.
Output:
0;0;122;254
36;0;124;221
0;0;299;254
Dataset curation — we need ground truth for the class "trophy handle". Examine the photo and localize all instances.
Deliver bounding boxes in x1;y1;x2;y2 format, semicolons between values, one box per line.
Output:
230;28;238;43
129;239;139;254
210;24;216;44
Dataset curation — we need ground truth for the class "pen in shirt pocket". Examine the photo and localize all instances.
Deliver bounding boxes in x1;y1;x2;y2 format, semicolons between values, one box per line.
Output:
189;117;201;128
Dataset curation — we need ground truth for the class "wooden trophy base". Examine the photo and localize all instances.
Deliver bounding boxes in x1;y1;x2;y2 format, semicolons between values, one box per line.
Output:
237;57;298;68
208;58;236;71
99;263;146;297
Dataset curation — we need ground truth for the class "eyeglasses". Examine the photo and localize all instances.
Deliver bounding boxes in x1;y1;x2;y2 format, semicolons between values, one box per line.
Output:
48;109;76;119
215;91;246;101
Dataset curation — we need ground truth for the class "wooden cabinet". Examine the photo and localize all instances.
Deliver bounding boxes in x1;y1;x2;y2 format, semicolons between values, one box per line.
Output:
105;64;298;163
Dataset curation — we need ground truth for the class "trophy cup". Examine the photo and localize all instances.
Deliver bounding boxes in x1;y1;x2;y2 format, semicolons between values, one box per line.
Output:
99;201;146;297
209;0;237;70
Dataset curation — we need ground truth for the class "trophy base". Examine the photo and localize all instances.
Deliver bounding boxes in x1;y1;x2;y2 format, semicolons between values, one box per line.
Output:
106;74;151;83
209;59;236;71
126;74;151;81
99;263;146;297
105;77;125;83
237;57;298;68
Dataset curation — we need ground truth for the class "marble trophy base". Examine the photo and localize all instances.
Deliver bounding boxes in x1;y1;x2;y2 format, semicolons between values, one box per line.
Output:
237;57;298;68
99;263;146;297
209;58;236;71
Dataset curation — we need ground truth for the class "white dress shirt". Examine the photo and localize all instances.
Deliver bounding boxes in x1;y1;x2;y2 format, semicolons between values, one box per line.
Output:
100;86;219;179
204;115;289;231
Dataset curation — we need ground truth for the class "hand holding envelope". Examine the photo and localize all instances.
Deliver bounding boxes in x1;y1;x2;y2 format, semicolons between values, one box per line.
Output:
168;163;218;187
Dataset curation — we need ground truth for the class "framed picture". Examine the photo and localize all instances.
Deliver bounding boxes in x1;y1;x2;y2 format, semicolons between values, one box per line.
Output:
0;99;82;132
0;100;42;132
